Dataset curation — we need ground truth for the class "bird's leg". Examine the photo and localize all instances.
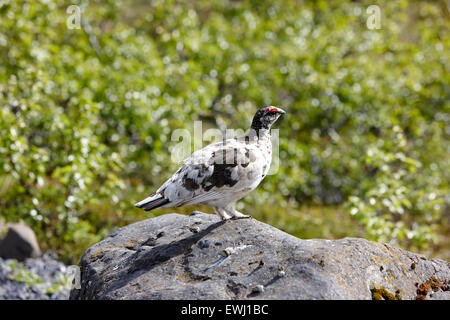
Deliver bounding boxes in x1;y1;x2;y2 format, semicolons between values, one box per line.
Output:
224;204;251;220
214;207;232;221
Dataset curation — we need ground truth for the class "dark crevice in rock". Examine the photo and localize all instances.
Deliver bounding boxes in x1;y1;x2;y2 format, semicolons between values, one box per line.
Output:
226;279;248;299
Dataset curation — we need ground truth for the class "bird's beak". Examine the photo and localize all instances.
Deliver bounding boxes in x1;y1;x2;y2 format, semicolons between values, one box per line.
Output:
275;107;286;114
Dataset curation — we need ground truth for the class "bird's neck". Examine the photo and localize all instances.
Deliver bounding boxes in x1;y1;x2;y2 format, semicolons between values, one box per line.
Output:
247;128;271;141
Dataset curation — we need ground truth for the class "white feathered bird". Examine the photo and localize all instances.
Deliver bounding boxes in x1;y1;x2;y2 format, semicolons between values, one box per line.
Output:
135;106;285;220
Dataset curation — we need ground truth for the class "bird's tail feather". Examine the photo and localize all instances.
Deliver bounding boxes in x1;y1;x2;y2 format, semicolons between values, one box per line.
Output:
135;193;170;211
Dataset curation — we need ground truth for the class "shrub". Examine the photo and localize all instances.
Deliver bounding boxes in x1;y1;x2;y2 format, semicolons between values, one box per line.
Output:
0;0;448;262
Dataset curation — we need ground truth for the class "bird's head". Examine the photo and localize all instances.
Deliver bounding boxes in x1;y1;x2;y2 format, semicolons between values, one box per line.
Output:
251;106;286;131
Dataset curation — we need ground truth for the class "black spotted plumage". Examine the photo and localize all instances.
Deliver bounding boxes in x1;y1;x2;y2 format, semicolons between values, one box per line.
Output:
205;163;239;189
135;106;285;220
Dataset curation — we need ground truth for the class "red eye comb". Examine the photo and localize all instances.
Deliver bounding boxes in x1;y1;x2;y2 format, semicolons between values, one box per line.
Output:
267;107;285;114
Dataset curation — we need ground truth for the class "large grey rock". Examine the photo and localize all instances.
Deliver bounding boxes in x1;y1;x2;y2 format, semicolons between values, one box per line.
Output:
0;223;41;261
70;213;450;300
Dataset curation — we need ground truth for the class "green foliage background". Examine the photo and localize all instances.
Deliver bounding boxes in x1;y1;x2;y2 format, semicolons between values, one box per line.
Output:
0;0;448;263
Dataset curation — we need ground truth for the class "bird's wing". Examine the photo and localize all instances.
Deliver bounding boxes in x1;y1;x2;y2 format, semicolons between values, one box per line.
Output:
154;138;263;208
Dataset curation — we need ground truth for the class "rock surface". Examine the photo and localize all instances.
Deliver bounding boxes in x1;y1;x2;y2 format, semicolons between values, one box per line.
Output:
70;213;450;300
0;253;72;300
0;223;41;261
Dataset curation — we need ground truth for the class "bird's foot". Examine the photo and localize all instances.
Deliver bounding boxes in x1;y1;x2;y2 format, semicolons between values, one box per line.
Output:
221;212;233;220
214;208;233;221
230;212;252;220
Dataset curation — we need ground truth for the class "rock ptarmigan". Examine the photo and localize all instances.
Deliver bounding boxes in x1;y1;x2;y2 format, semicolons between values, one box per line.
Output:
135;106;285;220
